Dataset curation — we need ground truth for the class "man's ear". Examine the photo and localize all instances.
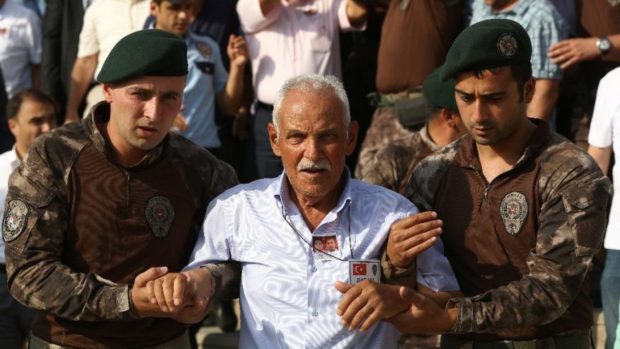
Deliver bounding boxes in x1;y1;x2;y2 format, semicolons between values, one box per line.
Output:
102;84;114;103
7;118;18;138
346;120;358;156
150;1;159;16
523;77;535;104
268;122;281;157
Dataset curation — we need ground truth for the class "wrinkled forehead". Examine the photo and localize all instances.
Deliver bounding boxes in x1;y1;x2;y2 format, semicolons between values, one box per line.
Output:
279;89;347;126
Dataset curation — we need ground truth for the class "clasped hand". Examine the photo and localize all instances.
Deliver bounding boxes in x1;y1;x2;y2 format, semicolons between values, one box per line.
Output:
131;267;214;324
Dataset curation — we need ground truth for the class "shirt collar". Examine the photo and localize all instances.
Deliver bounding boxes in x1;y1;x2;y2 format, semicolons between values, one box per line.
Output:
419;124;440;152
455;118;550;172
273;168;353;218
83;101;166;169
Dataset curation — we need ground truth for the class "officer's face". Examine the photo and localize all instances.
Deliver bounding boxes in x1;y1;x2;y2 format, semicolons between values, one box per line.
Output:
268;89;357;204
8;98;56;158
454;66;534;147
103;75;185;165
151;0;201;37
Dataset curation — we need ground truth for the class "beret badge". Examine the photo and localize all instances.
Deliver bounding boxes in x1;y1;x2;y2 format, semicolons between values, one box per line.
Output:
497;33;518;57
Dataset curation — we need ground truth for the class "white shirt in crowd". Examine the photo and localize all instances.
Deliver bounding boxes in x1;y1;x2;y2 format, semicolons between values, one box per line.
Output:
77;0;150;77
0;0;41;98
588;67;620;250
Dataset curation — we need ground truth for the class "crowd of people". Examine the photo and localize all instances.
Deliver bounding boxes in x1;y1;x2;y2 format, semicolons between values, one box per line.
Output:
1;0;620;348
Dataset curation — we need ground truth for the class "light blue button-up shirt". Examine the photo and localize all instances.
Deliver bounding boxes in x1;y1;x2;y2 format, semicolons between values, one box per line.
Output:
470;0;569;80
187;171;459;349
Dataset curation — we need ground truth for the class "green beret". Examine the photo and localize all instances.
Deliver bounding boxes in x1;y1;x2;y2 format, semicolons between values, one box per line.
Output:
422;65;457;111
97;29;188;84
441;19;532;81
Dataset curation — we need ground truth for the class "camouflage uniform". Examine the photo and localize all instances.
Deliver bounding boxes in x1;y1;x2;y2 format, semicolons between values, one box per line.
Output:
404;120;611;341
2;103;239;348
356;125;438;193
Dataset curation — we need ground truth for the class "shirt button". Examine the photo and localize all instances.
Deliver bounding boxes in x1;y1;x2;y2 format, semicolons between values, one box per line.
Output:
312;311;319;317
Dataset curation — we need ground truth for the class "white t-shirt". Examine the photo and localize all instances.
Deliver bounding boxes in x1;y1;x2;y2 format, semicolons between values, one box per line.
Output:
0;0;41;98
588;67;620;250
0;148;21;264
77;0;150;77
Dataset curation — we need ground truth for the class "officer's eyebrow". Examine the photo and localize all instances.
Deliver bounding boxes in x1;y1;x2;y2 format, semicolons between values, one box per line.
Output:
455;88;506;99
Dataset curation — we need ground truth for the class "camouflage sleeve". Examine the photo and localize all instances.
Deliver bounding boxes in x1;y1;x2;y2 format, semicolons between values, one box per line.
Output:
3;137;132;321
355;143;415;192
447;150;612;334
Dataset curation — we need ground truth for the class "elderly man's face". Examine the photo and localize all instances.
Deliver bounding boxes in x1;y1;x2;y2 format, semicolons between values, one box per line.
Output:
104;75;185;165
268;89;357;202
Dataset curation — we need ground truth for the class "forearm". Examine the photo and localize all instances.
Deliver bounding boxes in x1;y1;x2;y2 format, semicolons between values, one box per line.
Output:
201;262;241;301
587;145;612;176
527;79;559;121
217;64;245;116
7;255;133;321
346;0;367;28
66;55;97;122
259;0;280;16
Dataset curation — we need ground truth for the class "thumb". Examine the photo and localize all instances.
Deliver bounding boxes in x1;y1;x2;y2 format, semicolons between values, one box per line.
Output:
334;280;353;294
398;286;421;304
134;266;168;288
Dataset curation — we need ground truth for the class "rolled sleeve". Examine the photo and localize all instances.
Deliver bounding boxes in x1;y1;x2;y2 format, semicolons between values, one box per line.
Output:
77;4;100;58
237;0;281;34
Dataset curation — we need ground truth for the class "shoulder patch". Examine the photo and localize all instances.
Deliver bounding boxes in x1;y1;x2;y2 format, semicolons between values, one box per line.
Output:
499;192;528;236
145;195;175;239
3;200;30;242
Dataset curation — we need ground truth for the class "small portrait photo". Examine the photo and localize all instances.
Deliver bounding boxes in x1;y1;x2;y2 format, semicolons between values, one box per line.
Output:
312;235;339;253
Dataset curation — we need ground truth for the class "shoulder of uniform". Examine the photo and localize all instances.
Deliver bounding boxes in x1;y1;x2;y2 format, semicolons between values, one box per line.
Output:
411;137;460;182
538;132;607;195
166;133;237;186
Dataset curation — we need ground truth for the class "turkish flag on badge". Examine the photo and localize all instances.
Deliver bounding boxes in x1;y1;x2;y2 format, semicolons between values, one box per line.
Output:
352;263;367;276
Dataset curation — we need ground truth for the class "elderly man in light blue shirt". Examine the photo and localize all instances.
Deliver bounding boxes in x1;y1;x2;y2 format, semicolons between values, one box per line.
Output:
144;74;460;349
469;0;569;121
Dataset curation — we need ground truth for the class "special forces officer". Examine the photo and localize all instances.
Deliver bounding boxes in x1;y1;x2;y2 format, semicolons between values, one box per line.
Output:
2;29;238;348
338;19;612;348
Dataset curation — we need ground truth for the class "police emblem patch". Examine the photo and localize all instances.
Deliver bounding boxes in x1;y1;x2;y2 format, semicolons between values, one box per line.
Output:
499;192;528;236
3;200;29;242
145;196;175;239
197;43;211;58
497;33;518;57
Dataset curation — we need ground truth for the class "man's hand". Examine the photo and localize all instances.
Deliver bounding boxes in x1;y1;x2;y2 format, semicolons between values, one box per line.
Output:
335;280;409;332
227;34;248;68
145;268;216;323
387;212;442;268
130;266;171;318
548;37;600;70
386;286;457;334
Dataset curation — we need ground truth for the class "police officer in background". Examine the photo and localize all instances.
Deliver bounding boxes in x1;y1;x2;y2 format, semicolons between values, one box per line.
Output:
3;29;239;348
337;19;611;348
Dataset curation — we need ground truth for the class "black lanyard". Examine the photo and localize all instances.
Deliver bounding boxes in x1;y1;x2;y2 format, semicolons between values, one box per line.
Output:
281;203;355;261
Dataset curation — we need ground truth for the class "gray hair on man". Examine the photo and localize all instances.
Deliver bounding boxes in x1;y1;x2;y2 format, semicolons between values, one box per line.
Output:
272;74;351;135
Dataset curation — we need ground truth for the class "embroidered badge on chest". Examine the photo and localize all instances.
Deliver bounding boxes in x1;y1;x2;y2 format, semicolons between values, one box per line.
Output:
499;192;528;236
145;196;175;239
497;33;518;57
3;200;29;242
197;43;211;58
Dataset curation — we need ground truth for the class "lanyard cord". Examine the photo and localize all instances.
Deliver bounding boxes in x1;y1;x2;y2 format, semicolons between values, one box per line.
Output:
281;203;354;261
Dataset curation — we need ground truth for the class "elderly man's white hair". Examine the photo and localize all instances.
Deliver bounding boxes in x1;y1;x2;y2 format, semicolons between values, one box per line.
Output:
272;74;351;134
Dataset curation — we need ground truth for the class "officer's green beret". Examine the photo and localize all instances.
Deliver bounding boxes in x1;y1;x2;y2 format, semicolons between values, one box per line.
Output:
440;19;532;81
97;29;188;84
423;65;457;111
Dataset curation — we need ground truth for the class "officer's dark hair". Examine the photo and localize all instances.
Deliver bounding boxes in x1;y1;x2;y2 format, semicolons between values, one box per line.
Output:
7;88;58;121
470;63;532;101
